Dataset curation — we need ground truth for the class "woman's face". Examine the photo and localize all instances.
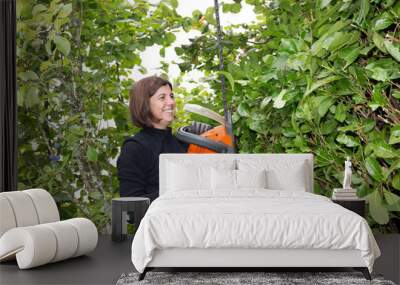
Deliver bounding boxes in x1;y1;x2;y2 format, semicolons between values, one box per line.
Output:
149;84;176;129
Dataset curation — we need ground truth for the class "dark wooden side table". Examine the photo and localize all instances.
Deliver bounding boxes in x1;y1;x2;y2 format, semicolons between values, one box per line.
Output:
112;197;150;242
332;199;366;218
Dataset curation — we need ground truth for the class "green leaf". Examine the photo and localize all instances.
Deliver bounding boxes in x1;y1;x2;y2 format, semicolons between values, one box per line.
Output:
222;3;241;13
393;174;400;190
373;144;398;158
287;52;308;70
204;7;216;25
386;201;400;211
318;0;333;9
259;72;277;82
86;147;98;162
16;0;25;18
369;83;387;111
32;4;47;16
248;118;263;133
260;96;272;109
338;121;358;132
384;190;400;205
365;157;384;182
58;3;72;18
323;32;352;52
17;90;24;107
360;45;374;56
336;133;360;147
384;0;396;8
165;0;178;9
392;90;400;99
164;32;176;46
389;125;400;144
305;75;340;96
372;32;387;53
384;40;400;63
323;19;351;37
159;47;165;57
230;3;241;13
227;63;244;79
368;190;389;224
388;160;400;175
262;54;274;65
372;13;393;31
89;191;102;200
362;119;376;133
19;70;39;81
282;126;296;137
320;119;337;135
237;103;250;117
364;143;374;157
45;40;52;55
355;0;369;25
334;103;347;122
365;59;400;81
22;85;40;108
393;0;400;15
273;89;287;109
338;46;361;68
317;97;334;118
69;124;84;135
53;35;70;56
280;38;298;54
216;71;235;92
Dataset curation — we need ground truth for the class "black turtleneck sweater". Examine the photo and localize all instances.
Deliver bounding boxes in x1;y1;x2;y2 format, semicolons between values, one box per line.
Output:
117;127;188;201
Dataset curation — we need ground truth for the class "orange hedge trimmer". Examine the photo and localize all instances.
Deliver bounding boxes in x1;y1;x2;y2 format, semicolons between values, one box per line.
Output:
176;0;236;154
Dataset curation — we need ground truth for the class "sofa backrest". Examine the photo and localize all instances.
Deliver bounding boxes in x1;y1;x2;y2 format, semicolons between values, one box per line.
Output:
159;153;313;195
0;189;60;238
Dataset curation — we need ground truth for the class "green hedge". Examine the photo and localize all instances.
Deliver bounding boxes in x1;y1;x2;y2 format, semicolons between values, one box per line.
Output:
178;0;400;232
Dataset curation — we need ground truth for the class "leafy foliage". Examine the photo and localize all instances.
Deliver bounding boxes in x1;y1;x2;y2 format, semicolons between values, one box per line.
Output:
17;0;400;233
17;0;183;232
177;0;400;232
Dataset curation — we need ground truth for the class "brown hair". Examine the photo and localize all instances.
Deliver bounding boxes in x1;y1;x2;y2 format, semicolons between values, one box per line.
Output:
129;76;172;128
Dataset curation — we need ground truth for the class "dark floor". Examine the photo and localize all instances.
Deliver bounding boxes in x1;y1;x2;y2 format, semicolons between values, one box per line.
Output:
0;235;134;285
1;234;398;285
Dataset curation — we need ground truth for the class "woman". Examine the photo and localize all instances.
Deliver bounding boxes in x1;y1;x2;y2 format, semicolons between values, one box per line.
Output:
117;76;188;202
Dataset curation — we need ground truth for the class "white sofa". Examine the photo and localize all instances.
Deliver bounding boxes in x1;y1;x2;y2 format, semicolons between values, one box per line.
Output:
131;153;380;281
0;188;98;269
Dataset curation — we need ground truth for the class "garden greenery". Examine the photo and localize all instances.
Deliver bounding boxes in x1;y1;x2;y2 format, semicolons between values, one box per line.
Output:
17;0;399;233
17;0;184;231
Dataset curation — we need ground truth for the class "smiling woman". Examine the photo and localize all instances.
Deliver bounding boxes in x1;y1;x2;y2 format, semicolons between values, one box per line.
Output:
117;76;188;202
148;85;176;129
